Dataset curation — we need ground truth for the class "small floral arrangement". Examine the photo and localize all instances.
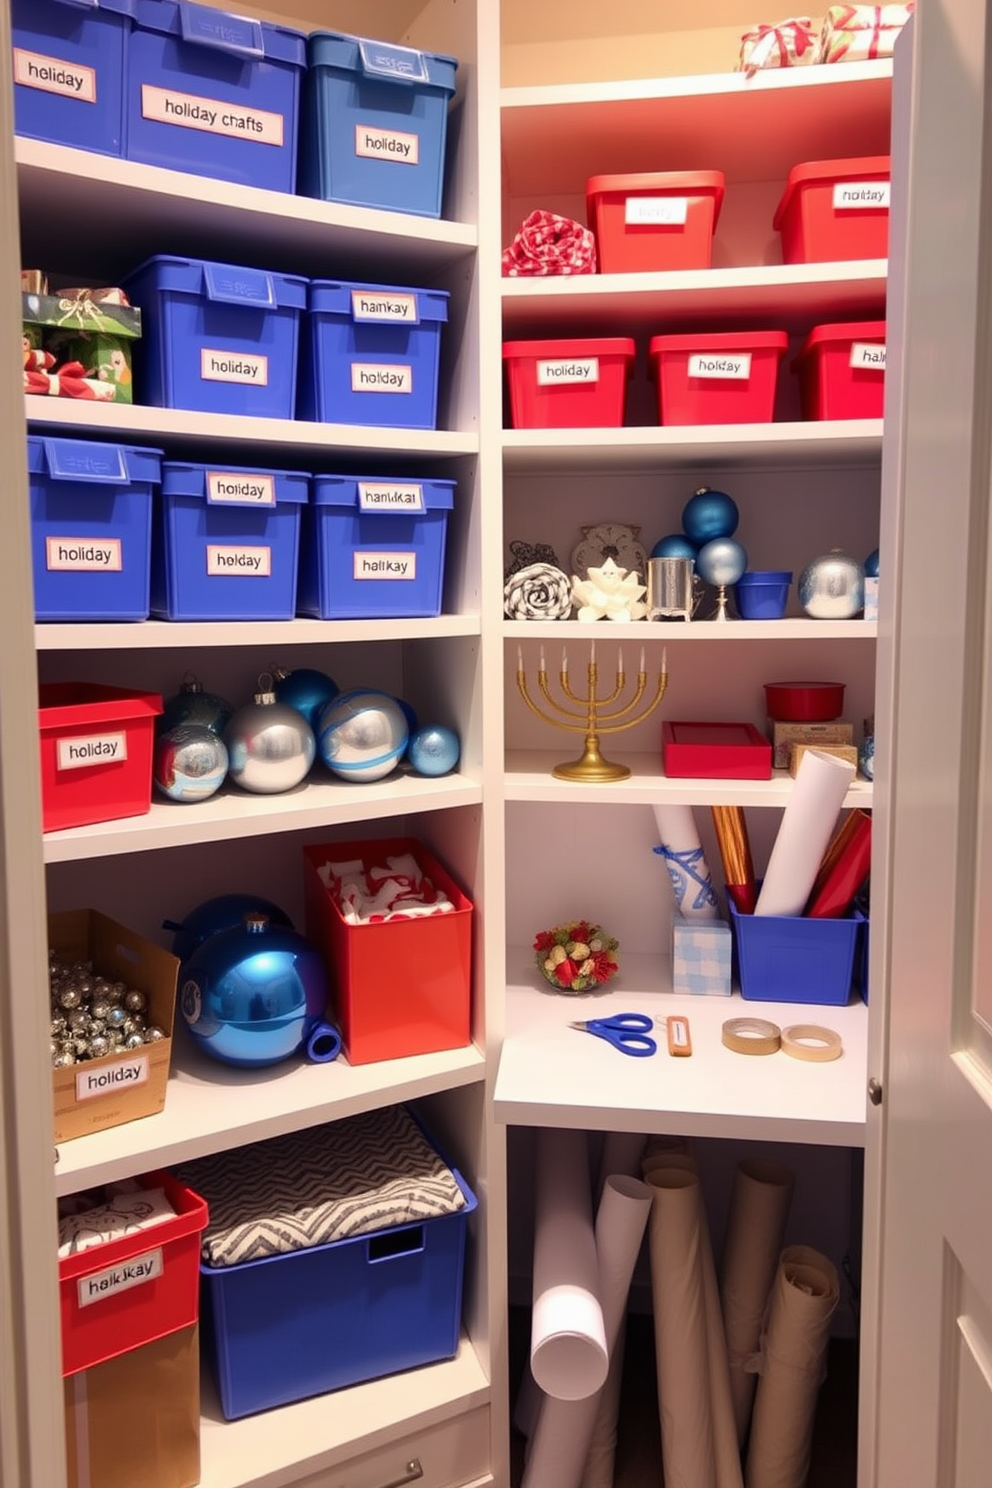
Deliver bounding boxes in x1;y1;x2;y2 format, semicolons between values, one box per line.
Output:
533;920;620;994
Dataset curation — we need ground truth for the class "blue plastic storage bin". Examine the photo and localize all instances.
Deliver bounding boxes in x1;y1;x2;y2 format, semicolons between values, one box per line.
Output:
200;1163;476;1419
127;0;305;191
12;0;135;157
728;892;863;1006
299;475;453;620
300;280;449;429
121;256;307;419
300;32;457;219
27;436;161;622
154;461;308;620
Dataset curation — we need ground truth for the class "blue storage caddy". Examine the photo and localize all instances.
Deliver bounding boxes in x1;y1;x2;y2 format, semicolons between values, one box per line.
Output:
300;280;449;429
12;0;135;158
154;461;308;621
27;435;161;622
121;255;307;419
199;1162;476;1420
127;0;305;192
300;32;457;219
299;474;453;620
728;891;864;1006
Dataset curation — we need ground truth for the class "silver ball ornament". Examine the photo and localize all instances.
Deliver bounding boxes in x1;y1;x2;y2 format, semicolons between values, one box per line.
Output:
144;1026;167;1043
88;1035;110;1059
124;990;147;1014
406;725;461;777
106;1005;127;1029
316;690;409;783
154;723;229;803
124;1033;145;1050
798;550;865;619
224;684;316;795
696;537;748;588
90;999;111;1022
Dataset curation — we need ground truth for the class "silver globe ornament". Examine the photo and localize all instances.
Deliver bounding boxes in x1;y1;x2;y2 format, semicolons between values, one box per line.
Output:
798;549;865;619
696;537;748;624
224;678;316;794
159;674;233;736
154;723;229;803
406;724;461;777
273;666;339;729
316;689;409;783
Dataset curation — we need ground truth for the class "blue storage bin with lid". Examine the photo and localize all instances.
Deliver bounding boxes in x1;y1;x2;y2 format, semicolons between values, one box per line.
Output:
12;0;135;158
300;31;457;219
27;436;161;622
299;280;449;429
121;255;307;419
154;461;308;620
126;0;305;192
728;890;864;1006
299;474;454;619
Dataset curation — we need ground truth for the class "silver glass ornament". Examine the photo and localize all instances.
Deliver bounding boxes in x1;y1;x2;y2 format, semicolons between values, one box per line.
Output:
59;987;81;1010
798;549;865;619
106;1005;127;1029
91;999;111;1021
144;1026;166;1042
124;1033;144;1050
124;990;147;1014
316;689;409;783
53;1052;75;1068
87;1035;110;1059
224;678;316;795
154;723;229;803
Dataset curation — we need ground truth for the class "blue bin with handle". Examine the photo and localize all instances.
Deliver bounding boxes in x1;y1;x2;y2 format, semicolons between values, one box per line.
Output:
12;0;135;157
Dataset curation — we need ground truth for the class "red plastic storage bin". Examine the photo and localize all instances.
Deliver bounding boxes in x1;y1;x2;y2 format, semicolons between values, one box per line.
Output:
794;320;886;420
302;837;473;1065
38;683;163;834
662;721;772;780
502;338;635;429
774;156;890;264
59;1171;208;1377
585;170;725;273
648;331;788;425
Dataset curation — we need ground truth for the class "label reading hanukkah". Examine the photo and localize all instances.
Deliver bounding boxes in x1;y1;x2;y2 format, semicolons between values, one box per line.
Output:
688;352;752;380
351;291;419;324
200;349;268;385
77;1248;163;1308
536;358;599;385
355;123;420;164
14;49;97;103
46;538;122;572
206;472;275;505
624;195;688;225
56;733;127;771
141;85;284;145
351;363;412;393
849;342;886;371
75;1054;149;1102
357;482;425;513
206;545;272;576
354;552;416;579
833;181;890;209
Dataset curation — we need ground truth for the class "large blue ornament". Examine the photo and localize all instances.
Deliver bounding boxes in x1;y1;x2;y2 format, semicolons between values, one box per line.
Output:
650;533;698;561
273;667;339;729
316;689;409;783
681;487;739;544
864;548;880;578
178;912;328;1068
159;676;233;737
407;724;460;777
696;537;748;587
163;893;294;965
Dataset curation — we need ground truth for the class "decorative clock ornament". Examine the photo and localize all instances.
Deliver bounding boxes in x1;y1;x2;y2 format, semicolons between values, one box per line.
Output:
316;689;409;782
406;724;461;777
571;523;647;581
272;666;339;729
504;562;572;620
163;893;294;964
158;674;233;737
681;487;740;544
798;549;865;619
223;676;316;794
571;557;648;622
153;723;228;803
650;533;698;562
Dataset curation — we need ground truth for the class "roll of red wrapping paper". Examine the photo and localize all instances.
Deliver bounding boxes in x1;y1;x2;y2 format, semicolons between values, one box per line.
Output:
711;805;757;915
806;809;872;918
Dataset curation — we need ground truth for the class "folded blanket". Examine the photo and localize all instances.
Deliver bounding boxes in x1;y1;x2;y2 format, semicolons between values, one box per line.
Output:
502;210;597;277
58;1184;176;1258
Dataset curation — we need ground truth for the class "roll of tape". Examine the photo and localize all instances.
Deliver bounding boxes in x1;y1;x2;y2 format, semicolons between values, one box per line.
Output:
781;1024;843;1062
722;1017;781;1056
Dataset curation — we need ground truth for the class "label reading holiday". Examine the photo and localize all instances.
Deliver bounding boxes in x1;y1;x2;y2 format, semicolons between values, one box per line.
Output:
206;545;272;576
75;1054;149;1102
56;732;128;772
688;352;752;380
14;48;96;102
46;537;122;572
78;1248;164;1308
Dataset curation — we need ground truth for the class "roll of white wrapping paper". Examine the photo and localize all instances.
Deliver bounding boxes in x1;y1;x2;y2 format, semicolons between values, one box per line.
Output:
653;803;720;919
531;1128;609;1401
754;750;855;917
595;1131;648;1203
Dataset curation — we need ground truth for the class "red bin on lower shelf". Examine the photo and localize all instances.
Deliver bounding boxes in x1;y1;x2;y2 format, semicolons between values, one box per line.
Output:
502;337;635;428
794;321;886;421
649;331;788;426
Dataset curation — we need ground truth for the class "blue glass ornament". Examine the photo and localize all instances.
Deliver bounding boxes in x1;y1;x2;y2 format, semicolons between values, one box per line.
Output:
159;676;233;737
316;689;409;783
154;724;228;803
650;533;698;561
163;893;294;965
178;912;328;1068
864;548;880;578
394;695;419;735
273;667;339;728
695;537;748;587
407;724;461;777
681;487;739;544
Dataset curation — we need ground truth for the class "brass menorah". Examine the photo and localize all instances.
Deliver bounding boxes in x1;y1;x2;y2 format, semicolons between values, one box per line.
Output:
517;641;669;782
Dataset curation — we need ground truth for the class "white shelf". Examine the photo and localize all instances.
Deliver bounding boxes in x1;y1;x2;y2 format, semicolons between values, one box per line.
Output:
494;954;868;1147
54;1039;485;1195
42;771;483;863
502;421;884;471
506;619;877;641
504;751;872;808
36;616;482;651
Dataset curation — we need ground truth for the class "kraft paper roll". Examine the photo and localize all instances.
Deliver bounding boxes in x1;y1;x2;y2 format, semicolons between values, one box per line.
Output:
744;1246;840;1488
531;1128;609;1401
653;803;720;919
720;1160;796;1447
755;750;855;917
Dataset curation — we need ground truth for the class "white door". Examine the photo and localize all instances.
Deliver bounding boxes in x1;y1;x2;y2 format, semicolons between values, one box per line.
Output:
867;1;992;1483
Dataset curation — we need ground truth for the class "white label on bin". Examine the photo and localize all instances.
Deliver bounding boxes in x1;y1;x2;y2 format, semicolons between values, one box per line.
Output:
849;341;886;371
358;482;425;513
206;544;272;576
75;1054;149;1102
77;1248;163;1309
46;537;122;572
200;349;268;385
141;85;284;146
56;732;128;772
206;472;275;505
355;123;420;164
354;551;417;579
624;195;688;225
351;291;419;324
832;180;890;209
688;352;752;380
351;363;412;393
536;358;599;386
13;48;96;102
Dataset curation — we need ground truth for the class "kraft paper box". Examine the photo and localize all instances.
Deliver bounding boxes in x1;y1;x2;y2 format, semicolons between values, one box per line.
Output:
50;910;178;1145
770;719;854;769
789;742;860;776
672;909;732;997
64;1324;200;1488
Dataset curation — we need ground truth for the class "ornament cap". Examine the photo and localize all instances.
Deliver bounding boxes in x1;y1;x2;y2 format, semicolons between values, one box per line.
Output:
181;674;204;695
244;912;270;934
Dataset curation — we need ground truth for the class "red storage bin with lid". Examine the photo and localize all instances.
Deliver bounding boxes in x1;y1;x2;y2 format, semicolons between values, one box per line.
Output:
794;320;886;420
648;330;788;425
774;156;890;263
503;337;635;428
585;170;725;273
38;683;162;833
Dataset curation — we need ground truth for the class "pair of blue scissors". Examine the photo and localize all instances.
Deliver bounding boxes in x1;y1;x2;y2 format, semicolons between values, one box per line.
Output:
569;1011;657;1057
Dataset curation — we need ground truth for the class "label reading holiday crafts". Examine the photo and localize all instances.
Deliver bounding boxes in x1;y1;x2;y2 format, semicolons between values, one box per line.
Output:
141;85;284;145
849;342;886;371
832;181;890;210
624;195;688;225
206;545;272;576
201;349;268;385
355;123;420;164
351;363;413;393
206;472;276;505
354;551;417;580
56;732;128;772
75;1054;149;1102
536;358;600;385
14;48;96;102
688;352;752;380
77;1248;164;1308
46;537;122;572
357;482;424;513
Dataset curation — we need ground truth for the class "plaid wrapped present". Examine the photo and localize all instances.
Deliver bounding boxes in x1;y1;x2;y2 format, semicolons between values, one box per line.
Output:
738;18;817;77
672;908;733;997
817;4;915;63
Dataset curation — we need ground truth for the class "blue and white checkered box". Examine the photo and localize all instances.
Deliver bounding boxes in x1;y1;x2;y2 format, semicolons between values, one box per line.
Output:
863;575;879;621
671;910;732;997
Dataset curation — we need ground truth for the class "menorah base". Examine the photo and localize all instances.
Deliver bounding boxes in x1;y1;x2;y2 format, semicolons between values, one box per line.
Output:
553;735;631;783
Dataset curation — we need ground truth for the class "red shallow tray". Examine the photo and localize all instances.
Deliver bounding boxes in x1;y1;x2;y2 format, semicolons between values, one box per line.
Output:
662;720;772;779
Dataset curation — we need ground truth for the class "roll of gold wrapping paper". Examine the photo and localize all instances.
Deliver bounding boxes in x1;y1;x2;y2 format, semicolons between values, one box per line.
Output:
712;806;757;914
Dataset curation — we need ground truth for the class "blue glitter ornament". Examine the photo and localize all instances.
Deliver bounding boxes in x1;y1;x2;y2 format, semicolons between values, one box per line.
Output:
864;548;880;578
163;894;294;965
317;689;409;782
650;533;698;561
153;724;228;803
159;676;233;737
407;725;460;777
273;667;339;728
695;537;748;587
681;487;739;544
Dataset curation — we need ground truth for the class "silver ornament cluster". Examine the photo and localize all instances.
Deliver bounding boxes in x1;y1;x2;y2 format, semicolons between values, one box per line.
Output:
49;952;165;1068
503;562;572;620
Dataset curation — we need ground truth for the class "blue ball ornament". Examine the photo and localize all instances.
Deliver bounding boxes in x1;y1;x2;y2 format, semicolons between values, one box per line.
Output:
650;533;698;561
864;548;880;578
317;689;409;783
273;667;339;729
159;677;233;737
696;537;748;587
163;894;294;965
407;725;461;777
681;487;739;544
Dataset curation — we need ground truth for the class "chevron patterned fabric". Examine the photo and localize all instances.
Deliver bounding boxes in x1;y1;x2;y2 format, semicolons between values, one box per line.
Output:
176;1106;466;1268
